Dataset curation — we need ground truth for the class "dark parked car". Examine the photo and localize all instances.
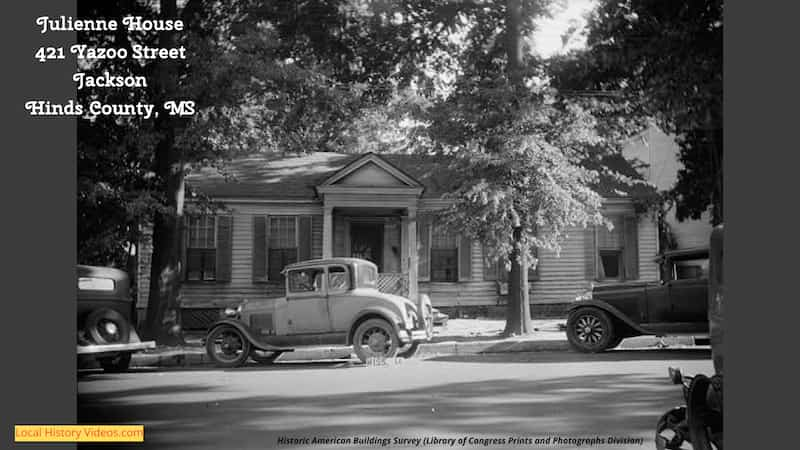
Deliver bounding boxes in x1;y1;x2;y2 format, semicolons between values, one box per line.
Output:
566;247;710;352
77;265;155;371
656;225;723;450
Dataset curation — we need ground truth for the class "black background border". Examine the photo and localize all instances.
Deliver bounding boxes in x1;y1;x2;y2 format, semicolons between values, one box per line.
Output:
1;2;77;450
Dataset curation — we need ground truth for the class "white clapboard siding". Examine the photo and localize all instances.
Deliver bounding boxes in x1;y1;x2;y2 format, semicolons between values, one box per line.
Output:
638;215;660;281
139;202;660;310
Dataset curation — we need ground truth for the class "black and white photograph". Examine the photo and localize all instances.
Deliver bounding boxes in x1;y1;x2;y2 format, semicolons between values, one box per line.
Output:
9;0;726;449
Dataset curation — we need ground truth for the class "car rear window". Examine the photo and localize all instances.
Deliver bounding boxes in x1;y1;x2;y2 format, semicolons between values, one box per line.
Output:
357;264;377;289
78;277;115;291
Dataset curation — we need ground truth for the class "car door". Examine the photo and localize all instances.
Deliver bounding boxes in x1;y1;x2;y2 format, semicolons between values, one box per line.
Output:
667;256;709;331
325;265;357;334
668;278;708;327
285;267;330;334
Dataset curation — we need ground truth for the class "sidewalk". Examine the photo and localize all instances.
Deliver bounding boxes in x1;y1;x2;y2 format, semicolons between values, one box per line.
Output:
125;319;708;368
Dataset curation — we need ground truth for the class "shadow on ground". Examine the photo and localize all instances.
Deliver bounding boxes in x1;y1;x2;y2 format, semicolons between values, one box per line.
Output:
427;348;711;364
79;371;682;449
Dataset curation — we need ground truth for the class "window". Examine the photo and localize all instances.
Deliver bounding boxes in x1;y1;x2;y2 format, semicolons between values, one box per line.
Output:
599;250;622;279
268;216;298;281
287;268;324;293
186;216;216;281
328;266;350;292
595;215;640;281
430;226;458;282
673;257;709;280
78;277;115;291
596;216;624;281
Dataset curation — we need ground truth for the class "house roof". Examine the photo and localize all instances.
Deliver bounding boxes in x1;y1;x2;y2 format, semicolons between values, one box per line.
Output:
185;152;652;201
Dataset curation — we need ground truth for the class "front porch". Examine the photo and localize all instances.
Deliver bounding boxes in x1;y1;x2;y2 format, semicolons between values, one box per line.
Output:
316;153;425;305
323;205;419;302
324;207;414;298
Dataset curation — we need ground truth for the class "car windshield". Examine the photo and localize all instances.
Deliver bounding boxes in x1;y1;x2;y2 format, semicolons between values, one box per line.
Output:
357;264;378;289
672;257;709;280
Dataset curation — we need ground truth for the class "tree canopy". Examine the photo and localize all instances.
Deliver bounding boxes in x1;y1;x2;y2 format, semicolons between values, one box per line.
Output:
548;0;723;224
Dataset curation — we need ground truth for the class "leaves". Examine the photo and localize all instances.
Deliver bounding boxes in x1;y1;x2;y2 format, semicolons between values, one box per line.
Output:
550;0;723;224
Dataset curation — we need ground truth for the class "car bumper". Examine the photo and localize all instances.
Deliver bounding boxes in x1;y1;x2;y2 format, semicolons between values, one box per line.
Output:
399;327;431;343
77;341;155;356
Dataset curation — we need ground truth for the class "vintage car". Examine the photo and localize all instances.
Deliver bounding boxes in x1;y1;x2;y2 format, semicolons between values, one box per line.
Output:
566;247;710;352
204;258;433;367
77;265;155;371
656;225;723;450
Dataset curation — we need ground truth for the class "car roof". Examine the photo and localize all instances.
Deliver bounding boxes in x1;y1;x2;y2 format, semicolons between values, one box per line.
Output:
653;247;709;262
283;257;377;271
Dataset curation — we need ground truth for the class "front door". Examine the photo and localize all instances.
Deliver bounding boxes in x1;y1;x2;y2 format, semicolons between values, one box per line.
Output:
350;222;383;272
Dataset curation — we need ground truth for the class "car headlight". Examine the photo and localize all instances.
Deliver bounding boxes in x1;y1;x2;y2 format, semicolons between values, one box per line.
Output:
223;305;242;318
575;289;593;301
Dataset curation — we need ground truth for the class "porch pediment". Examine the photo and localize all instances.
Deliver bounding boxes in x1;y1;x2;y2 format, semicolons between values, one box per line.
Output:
317;153;423;194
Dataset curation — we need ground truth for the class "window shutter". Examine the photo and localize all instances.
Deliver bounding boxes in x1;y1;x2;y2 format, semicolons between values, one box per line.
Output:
623;216;639;280
253;216;267;282
482;246;497;281
458;237;472;281
298;216;312;261
584;225;597;280
215;215;233;282
418;216;431;281
528;247;540;281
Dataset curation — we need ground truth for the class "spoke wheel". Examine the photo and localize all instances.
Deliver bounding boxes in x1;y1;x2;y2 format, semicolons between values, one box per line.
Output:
205;326;251;368
566;308;615;353
352;319;399;364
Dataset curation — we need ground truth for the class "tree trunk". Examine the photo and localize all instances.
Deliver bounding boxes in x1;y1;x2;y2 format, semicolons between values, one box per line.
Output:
503;227;533;336
505;0;524;86
143;0;185;345
707;108;723;225
502;0;534;336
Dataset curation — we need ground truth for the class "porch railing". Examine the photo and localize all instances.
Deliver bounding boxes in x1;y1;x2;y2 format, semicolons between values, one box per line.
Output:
377;272;409;298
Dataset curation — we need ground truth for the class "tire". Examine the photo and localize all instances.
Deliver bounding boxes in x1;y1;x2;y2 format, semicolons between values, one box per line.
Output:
655;406;688;450
397;342;421;359
687;375;723;450
98;353;132;373
566;307;616;353
249;349;282;364
352;318;400;364
85;308;131;345
205;325;252;368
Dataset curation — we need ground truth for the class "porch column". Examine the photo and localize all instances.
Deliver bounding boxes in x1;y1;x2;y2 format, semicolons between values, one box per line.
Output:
322;205;333;258
407;206;419;306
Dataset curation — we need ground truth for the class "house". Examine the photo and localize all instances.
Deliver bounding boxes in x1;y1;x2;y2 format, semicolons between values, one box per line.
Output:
136;152;660;328
622;125;714;249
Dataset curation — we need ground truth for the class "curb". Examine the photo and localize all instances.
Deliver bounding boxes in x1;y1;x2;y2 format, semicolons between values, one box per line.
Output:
127;335;706;368
128;339;572;368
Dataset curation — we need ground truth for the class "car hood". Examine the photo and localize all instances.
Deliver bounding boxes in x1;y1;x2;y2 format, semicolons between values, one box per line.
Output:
592;280;659;293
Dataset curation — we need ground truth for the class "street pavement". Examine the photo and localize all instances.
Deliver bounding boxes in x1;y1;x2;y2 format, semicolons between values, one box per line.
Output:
78;348;713;450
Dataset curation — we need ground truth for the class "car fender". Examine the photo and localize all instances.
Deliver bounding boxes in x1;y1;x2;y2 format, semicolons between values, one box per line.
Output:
346;307;404;345
206;319;293;352
567;300;652;335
